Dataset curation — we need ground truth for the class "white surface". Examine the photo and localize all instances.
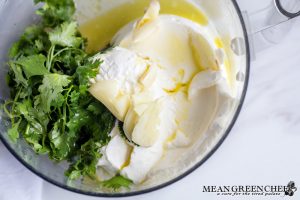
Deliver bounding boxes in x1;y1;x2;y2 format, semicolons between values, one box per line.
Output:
0;143;43;200
1;0;300;199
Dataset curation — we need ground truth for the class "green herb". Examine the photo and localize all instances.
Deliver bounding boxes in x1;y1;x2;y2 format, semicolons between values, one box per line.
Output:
36;74;71;112
2;0;132;190
13;55;49;78
118;121;140;147
102;175;133;191
34;0;75;27
49;22;84;48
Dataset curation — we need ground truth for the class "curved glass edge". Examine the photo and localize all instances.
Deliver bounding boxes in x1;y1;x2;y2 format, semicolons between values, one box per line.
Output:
0;0;250;197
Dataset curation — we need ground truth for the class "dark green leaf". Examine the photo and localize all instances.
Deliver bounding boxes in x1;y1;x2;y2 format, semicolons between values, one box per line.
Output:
17;100;46;134
87;102;105;115
9;63;28;86
66;139;101;179
76;60;101;87
35;40;44;51
67;109;91;134
49;120;70;160
24;124;49;154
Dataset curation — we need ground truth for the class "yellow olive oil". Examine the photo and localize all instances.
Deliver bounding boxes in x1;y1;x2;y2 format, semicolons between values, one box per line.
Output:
79;0;208;52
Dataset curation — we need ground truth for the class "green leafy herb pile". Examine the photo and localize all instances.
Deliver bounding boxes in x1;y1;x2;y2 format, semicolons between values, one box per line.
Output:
3;0;132;190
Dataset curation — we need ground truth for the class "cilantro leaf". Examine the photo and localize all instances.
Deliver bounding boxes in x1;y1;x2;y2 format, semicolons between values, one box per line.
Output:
67;109;91;134
9;99;49;155
9;42;21;59
49;22;84;48
15;54;49;78
24;124;49;154
35;0;75;27
102;175;133;191
87;102;105;115
49;120;71;160
65;139;102;179
8;120;21;143
76;60;100;86
9;25;48;58
36;74;71;112
3;0;132;191
8;63;28;86
17;100;48;134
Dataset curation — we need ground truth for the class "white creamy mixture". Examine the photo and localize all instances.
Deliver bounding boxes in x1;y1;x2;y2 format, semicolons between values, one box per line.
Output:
89;0;233;184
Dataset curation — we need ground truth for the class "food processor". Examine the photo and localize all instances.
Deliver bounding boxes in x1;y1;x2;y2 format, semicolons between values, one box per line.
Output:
0;0;299;197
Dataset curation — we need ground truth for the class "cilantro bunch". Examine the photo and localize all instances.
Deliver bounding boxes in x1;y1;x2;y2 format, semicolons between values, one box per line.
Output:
3;0;119;182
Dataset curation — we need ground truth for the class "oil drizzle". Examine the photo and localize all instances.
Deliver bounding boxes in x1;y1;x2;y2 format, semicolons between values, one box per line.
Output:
79;0;208;52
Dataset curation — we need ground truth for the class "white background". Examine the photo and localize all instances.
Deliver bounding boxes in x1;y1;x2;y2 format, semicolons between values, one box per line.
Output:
1;0;300;199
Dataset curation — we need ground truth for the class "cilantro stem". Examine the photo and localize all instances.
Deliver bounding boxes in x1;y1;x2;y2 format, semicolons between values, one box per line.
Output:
62;85;73;135
47;45;56;72
25;123;30;136
8;88;22;124
3;101;14;119
42;126;48;148
62;104;67;135
53;47;85;58
65;85;73;111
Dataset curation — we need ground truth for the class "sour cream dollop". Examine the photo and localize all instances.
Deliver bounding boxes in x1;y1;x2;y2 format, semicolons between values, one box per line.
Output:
89;0;233;184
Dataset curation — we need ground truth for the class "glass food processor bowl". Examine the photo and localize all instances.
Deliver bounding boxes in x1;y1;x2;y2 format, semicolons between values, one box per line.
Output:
0;0;298;197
